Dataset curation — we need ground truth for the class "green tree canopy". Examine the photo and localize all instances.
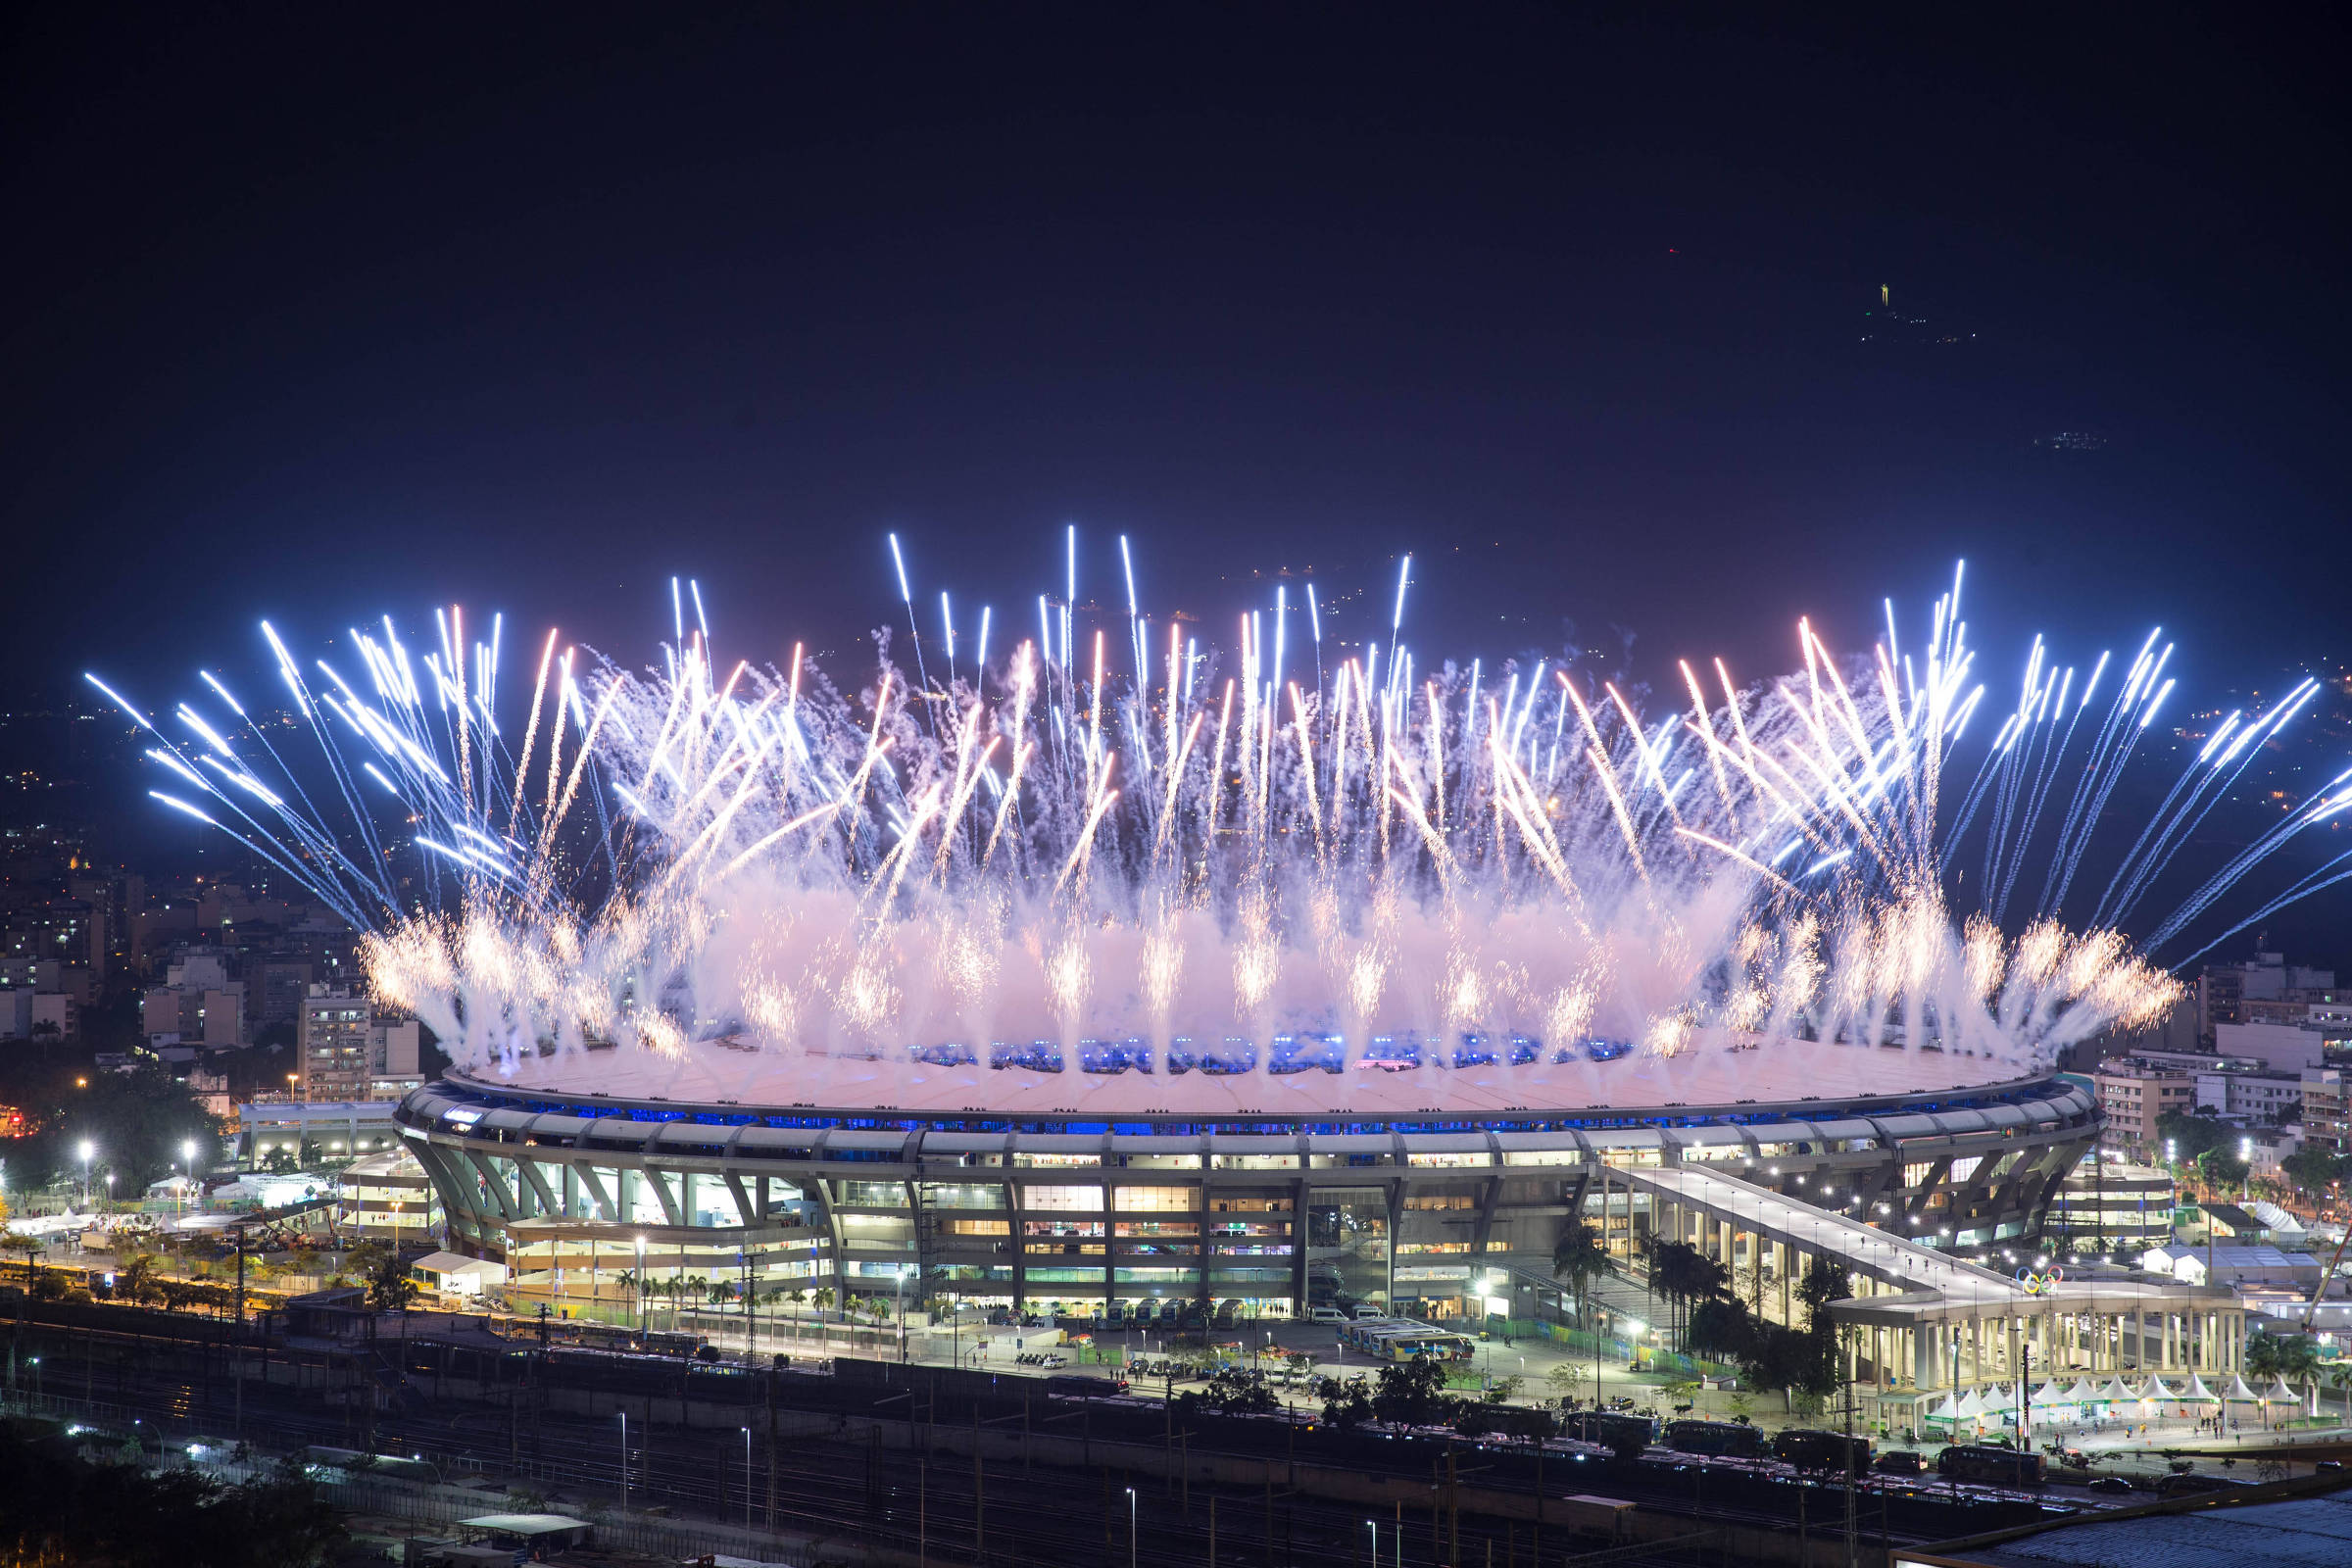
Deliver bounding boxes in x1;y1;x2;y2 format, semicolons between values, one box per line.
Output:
5;1060;221;1198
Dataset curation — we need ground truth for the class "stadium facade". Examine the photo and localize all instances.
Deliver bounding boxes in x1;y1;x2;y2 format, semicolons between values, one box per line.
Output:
392;1056;2100;1322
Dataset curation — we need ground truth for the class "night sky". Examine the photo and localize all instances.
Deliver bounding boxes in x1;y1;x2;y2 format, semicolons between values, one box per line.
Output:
5;7;2349;952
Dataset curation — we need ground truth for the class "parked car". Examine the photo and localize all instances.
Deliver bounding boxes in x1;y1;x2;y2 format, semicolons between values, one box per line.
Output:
1872;1450;1926;1477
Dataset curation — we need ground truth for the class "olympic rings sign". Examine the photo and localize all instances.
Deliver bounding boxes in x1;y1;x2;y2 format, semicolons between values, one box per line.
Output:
2016;1265;2064;1296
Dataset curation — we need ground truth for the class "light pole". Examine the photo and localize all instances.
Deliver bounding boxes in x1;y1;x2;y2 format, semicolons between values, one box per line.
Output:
2239;1139;2252;1201
1126;1486;1137;1568
618;1411;629;1512
635;1236;647;1336
1366;1519;1378;1565
77;1141;93;1209
741;1425;753;1528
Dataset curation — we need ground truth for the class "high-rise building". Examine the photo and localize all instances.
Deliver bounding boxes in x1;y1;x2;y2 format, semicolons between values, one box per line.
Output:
297;986;371;1101
2092;1062;2195;1154
2302;1069;2349;1152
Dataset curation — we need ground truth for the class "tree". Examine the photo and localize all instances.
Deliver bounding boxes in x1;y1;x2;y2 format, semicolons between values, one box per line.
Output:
2195;1145;2250;1194
1551;1219;1609;1330
2281;1144;2350;1196
2325;1361;2352;1422
1645;1238;1730;1345
1372;1356;1454;1428
347;1240;418;1315
0;1426;347;1567
11;1061;223;1197
1792;1257;1851;1401
117;1252;166;1306
9;1234;45;1290
1315;1375;1373;1430
2154;1110;2233;1164
1685;1297;1755;1360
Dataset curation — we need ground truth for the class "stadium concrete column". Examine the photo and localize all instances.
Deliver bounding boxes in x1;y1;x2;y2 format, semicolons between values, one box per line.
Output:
1290;1175;1309;1314
1384;1183;1403;1308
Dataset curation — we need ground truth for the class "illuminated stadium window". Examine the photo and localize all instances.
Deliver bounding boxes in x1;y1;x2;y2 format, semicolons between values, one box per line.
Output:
1402;1194;1474;1211
1212;1153;1299;1170
942;1219;1008;1237
839;1182;906;1205
1500;1151;1580;1166
1024;1185;1106;1211
1948;1155;1983;1183
1114;1186;1198;1212
1026;1219;1104;1237
1014;1152;1101;1167
1120;1153;1203;1169
920;1184;1005;1208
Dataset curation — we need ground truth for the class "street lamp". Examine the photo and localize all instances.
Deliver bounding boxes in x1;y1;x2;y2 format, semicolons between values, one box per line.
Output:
617;1411;628;1512
741;1426;754;1528
1367;1520;1378;1564
77;1141;93;1209
1126;1486;1137;1568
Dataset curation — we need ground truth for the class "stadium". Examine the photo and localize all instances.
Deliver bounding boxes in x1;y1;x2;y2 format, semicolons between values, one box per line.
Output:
110;551;2330;1330
391;1035;2100;1323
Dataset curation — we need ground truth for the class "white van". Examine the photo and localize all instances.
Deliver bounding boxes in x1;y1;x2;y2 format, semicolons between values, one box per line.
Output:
1352;1303;1387;1319
1308;1306;1348;1325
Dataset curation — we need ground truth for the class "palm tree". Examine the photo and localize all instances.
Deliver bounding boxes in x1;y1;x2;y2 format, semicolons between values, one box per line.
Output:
2325;1361;2352;1424
1643;1239;1729;1347
1551;1219;1608;1331
2278;1335;2323;1419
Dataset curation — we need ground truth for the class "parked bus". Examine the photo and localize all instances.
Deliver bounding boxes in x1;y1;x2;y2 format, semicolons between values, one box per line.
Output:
1561;1410;1656;1452
1340;1317;1414;1350
1770;1429;1874;1473
1663;1420;1768;1459
1370;1331;1475;1363
1936;1445;2045;1487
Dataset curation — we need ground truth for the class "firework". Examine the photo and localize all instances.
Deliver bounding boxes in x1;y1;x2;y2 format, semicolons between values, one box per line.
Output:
90;545;2352;1109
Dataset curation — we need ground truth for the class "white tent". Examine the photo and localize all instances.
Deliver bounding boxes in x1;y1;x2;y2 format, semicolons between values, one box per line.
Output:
1981;1384;2016;1413
1954;1389;1985;1419
2095;1375;2137;1404
2033;1381;2069;1407
2224;1375;2261;1403
1924;1394;1959;1424
2065;1379;2100;1404
2264;1376;2301;1406
2143;1376;2180;1402
2179;1373;2219;1407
